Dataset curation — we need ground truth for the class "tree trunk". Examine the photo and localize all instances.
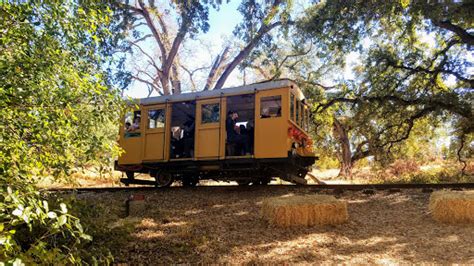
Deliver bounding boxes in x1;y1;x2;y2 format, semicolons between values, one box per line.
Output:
212;21;282;90
160;75;171;95
333;118;353;178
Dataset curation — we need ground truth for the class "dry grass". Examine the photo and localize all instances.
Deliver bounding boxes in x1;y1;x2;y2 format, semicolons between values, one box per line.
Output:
74;187;474;264
261;195;348;226
429;190;474;224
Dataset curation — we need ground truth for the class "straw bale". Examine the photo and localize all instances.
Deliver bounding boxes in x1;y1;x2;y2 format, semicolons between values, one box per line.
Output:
261;195;348;227
429;190;474;224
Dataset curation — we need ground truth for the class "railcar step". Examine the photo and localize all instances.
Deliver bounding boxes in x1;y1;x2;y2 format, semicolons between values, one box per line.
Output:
120;178;156;186
286;175;308;185
306;172;326;185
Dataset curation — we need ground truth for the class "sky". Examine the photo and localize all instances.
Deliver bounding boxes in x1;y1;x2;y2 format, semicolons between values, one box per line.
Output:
124;1;244;99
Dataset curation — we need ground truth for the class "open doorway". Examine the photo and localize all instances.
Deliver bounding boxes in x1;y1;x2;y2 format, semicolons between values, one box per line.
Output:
225;94;255;156
170;101;196;159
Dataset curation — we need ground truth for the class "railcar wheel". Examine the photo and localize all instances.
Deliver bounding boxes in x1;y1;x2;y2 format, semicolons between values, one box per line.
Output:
155;172;173;188
182;176;199;187
297;170;308;178
260;177;271;185
126;171;135;179
237;180;251;186
253;177;271;185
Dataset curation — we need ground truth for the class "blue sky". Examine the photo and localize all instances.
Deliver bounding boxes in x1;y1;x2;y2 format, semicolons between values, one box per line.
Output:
205;1;242;45
124;1;244;98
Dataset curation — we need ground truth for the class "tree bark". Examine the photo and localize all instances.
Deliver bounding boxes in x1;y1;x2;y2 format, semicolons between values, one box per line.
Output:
333;118;353;178
212;21;283;90
204;46;230;91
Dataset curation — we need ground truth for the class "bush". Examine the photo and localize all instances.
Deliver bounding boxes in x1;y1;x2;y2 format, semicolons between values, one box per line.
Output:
1;185;94;264
373;161;474;184
388;160;420;177
0;2;125;264
1;185;133;264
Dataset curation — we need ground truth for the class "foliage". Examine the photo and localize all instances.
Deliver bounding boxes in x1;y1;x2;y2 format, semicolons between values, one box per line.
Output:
62;196;134;263
373;160;474;184
0;1;124;263
296;1;473;174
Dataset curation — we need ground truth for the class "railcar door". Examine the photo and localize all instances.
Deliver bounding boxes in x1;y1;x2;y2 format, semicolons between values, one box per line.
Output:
142;105;167;161
195;99;224;159
118;110;143;165
255;88;288;158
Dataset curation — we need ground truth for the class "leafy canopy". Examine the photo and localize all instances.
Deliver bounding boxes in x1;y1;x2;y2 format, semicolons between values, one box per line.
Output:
298;0;473;166
0;1;124;263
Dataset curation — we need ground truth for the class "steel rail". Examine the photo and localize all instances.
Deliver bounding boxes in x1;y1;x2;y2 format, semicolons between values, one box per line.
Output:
44;183;474;193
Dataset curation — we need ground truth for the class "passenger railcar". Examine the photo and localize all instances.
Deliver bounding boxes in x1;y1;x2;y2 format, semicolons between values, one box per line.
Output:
115;79;317;186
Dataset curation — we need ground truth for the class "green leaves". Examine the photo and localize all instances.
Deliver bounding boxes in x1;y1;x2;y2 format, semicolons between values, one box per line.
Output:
295;1;473;173
0;1;125;264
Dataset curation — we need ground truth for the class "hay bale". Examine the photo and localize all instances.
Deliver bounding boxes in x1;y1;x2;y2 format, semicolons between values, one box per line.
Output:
429;190;474;224
261;195;348;227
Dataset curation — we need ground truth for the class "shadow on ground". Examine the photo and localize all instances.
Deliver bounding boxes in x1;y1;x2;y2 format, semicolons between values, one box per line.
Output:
79;186;474;264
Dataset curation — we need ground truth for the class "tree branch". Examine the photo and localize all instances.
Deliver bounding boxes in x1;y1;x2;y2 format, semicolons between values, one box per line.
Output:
137;0;167;63
432;20;474;46
163;16;189;77
213;21;285;90
248;64;271;79
129;42;162;75
316;95;471;119
181;64;210;91
385;58;473;87
132;75;162;95
270;44;313;80
204;46;230;90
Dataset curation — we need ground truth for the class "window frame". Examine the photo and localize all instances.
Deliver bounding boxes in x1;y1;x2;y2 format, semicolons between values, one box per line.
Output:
290;93;295;121
147;108;166;130
123;110;142;138
201;102;220;124
302;104;306;131
296;100;301;127
305;107;310;132
260;95;282;119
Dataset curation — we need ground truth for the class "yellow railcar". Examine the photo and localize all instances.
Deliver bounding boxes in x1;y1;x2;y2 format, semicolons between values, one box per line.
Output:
115;79;317;186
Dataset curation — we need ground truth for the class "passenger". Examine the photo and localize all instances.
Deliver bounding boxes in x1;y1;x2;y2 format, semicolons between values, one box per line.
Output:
247;120;255;154
171;126;181;140
183;117;195;158
125;122;132;132
261;107;271;118
239;124;247;135
131;117;140;130
171;127;183;158
226;111;250;155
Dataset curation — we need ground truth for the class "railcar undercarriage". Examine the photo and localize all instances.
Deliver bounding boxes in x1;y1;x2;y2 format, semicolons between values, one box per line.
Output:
115;154;317;187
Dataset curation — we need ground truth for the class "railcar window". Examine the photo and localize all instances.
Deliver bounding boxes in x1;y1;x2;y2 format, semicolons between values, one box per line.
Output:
290;93;295;121
124;110;141;138
305;107;310;132
201;103;220;124
295;100;300;125
260;95;282;118
302;105;306;130
226;94;255;156
148;109;165;129
170;101;195;159
299;102;304;127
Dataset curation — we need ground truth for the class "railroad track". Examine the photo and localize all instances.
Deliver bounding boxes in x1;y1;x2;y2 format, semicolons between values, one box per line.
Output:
44;182;474;193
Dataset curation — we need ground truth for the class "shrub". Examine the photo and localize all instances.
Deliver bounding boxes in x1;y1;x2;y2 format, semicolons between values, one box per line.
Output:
388;160;420;177
0;2;125;264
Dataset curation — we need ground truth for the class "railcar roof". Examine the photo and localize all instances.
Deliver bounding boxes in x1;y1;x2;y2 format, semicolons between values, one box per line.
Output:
137;79;303;106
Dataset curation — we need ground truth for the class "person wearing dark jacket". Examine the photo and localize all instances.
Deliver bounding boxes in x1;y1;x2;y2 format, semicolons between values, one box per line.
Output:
226;111;249;155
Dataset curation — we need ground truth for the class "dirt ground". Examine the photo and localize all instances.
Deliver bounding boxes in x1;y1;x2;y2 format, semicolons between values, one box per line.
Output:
78;187;474;264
